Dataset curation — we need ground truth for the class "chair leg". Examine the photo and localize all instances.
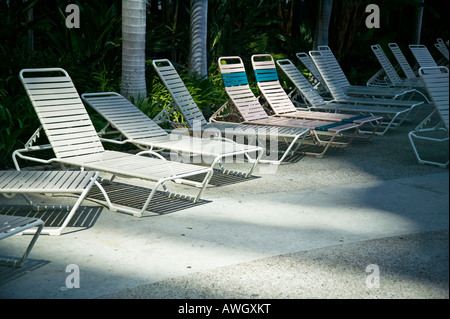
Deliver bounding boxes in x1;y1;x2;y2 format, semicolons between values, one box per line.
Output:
19;175;98;236
211;148;263;178
93;169;214;218
408;130;449;168
0;219;44;268
256;131;309;165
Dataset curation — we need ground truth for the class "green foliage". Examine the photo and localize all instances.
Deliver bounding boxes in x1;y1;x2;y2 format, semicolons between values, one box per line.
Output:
1;0;448;168
208;0;294;61
0;0;122;168
0;90;36;169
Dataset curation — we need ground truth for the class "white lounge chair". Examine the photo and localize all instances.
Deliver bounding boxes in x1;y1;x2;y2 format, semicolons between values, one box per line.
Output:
152;59;311;164
303;46;422;99
81;92;263;179
14;68;214;218
296;51;405;99
409;67;449;168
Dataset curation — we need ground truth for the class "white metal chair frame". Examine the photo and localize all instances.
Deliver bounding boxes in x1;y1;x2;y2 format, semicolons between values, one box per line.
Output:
408;67;449;168
388;43;419;80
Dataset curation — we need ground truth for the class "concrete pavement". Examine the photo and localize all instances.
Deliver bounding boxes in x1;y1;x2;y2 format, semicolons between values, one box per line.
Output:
0;114;448;300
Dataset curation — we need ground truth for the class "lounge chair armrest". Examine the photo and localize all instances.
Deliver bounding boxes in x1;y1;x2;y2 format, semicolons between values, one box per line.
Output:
136;149;167;161
392;89;430;103
392;89;417;99
211;136;234;143
12;145;58;170
22;144;53;152
99;137;130;145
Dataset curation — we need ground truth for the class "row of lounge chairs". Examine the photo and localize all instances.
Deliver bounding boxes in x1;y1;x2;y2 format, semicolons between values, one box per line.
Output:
293;43;448;168
1;43;448;267
369;41;449;89
364;41;448;168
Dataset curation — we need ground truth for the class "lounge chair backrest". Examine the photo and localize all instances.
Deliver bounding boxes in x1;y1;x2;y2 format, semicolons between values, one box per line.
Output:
309;47;350;100
371;44;403;84
19;68;105;159
434;39;449;61
250;54;298;115
409;45;438;68
251;54;279;83
276;59;328;108
218;56;269;121
419;66;449;132
388;43;417;79
296;52;325;84
152;59;208;128
81;92;168;140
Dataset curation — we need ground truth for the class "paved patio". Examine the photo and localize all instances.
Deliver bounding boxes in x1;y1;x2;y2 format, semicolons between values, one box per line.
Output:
0;107;448;299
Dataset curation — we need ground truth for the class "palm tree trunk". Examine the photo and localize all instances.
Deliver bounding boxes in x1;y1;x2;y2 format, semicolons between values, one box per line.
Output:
189;0;208;78
121;0;147;102
313;0;333;50
411;0;424;44
23;0;34;52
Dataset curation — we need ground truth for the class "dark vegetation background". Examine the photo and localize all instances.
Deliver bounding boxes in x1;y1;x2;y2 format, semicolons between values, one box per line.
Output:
0;0;448;168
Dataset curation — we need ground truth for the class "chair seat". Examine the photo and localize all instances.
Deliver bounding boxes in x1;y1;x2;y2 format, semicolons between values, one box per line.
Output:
60;151;211;181
136;135;259;156
1;170;99;236
0;170;97;194
0;215;43;239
